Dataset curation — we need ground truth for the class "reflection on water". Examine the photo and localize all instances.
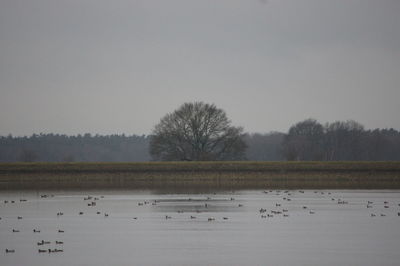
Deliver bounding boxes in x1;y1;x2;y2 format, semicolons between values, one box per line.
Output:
1;190;400;266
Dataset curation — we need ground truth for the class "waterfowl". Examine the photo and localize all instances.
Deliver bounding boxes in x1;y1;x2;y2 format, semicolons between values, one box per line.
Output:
261;215;266;218
38;249;47;253
275;203;281;207
12;229;19;233
165;215;171;219
283;214;289;217
208;217;215;221
133;217;138;220
37;240;50;245
58;229;64;233
238;204;243;207
79;212;84;215
371;213;376;217
55;241;63;245
309;211;315;214
33;229;40;233
104;213;109;217
259;208;267;213
223;217;228;220
17;216;22;220
190;216;196;219
96;211;101;215
5;249;15;253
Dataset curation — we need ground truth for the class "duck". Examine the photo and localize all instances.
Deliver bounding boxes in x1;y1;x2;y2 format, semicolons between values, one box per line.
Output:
207;217;215;221
5;249;15;253
38;249;47;253
12;229;19;233
33;229;40;233
58;229;64;233
55;241;63;245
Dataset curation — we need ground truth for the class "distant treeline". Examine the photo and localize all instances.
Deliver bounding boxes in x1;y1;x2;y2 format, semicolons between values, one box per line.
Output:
1;119;400;162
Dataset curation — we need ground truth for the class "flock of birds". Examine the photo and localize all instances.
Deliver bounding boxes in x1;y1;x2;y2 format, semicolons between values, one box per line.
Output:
2;190;400;255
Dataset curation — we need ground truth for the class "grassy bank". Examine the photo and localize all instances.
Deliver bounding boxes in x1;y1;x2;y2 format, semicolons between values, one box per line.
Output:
0;161;400;190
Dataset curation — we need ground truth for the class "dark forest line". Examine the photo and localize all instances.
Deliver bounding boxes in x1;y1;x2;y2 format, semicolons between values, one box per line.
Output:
1;119;400;162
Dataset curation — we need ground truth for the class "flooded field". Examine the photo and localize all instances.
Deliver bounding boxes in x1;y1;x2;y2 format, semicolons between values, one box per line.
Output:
1;189;400;266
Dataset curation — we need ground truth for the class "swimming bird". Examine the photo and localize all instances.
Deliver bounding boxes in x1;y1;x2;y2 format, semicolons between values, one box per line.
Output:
12;229;19;233
208;217;215;221
104;213;109;217
223;217;228;220
55;241;63;245
5;249;15;253
165;215;171;219
38;249;47;253
58;229;64;233
17;216;22;220
37;240;50;245
33;229;40;233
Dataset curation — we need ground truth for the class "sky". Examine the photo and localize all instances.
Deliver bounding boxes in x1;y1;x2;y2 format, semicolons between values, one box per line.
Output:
1;0;399;136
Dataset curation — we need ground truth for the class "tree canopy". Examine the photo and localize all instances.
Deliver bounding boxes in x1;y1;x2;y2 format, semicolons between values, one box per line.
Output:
149;102;247;161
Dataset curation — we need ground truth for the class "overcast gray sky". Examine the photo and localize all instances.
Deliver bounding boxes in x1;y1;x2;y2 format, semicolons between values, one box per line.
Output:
1;0;399;136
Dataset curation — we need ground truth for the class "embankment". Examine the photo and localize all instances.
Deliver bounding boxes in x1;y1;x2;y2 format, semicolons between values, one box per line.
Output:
0;162;400;190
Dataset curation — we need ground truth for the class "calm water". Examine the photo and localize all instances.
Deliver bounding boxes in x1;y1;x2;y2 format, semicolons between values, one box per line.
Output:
1;189;400;266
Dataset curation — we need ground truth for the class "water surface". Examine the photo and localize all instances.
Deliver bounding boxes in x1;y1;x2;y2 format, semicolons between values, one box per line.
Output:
1;190;399;266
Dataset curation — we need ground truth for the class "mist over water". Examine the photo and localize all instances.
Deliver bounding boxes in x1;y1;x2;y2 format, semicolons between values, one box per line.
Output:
1;190;400;266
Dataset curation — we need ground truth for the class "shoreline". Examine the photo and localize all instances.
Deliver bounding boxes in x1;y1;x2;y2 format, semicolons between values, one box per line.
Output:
1;161;400;190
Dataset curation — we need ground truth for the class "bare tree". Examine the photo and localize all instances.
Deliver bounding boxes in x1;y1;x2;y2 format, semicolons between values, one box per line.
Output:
282;119;324;161
150;102;247;161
